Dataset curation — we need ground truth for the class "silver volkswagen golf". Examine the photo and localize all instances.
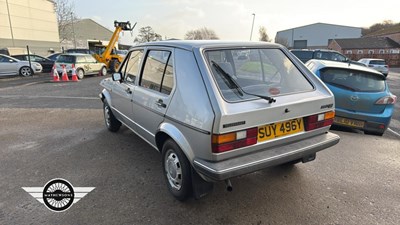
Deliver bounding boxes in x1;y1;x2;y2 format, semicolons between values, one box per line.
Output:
100;41;340;201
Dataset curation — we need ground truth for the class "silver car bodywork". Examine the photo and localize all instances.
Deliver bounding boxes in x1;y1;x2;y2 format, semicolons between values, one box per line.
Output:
0;53;42;76
100;41;340;192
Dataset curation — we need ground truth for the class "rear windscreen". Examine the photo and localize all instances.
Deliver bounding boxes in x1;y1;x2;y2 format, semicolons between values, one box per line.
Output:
319;68;385;92
56;55;75;63
370;60;385;65
204;48;314;102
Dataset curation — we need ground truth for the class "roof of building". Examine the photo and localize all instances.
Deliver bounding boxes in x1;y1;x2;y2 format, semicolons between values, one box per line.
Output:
277;22;361;33
332;37;400;49
364;24;400;37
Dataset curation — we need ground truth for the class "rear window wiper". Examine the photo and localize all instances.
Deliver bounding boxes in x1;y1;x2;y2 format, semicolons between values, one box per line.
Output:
211;61;276;103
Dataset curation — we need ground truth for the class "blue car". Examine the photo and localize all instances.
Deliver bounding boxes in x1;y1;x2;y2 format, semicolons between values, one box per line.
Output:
306;60;397;136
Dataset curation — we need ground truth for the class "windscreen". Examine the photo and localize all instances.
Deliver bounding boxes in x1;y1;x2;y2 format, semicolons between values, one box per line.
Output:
319;68;385;92
205;48;313;101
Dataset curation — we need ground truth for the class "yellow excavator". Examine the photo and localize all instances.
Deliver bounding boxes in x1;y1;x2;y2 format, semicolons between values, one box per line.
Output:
94;21;136;73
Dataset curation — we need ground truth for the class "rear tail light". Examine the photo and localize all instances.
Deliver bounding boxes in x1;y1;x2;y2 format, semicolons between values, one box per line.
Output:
212;128;258;153
304;111;335;131
375;95;397;105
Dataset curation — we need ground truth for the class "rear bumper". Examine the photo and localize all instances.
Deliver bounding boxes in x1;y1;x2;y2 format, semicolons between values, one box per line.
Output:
335;108;393;132
193;132;340;181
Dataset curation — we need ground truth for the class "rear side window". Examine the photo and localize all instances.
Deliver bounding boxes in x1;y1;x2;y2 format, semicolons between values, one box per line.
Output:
370;60;385;65
140;50;174;95
291;50;313;60
205;48;314;102
319;68;385;92
56;55;75;63
76;56;86;63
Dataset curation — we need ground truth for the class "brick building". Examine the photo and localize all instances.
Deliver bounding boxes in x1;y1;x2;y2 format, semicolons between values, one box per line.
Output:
328;37;400;67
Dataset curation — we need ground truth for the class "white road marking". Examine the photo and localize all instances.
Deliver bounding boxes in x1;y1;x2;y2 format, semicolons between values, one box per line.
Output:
0;95;98;100
387;128;400;138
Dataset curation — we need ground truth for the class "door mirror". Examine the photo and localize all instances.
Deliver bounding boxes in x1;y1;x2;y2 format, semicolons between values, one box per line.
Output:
112;72;122;81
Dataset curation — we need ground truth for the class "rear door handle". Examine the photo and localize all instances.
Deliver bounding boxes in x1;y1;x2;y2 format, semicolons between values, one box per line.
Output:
155;99;166;108
125;87;132;94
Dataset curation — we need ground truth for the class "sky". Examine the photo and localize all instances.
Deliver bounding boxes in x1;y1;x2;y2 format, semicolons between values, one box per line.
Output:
71;0;400;45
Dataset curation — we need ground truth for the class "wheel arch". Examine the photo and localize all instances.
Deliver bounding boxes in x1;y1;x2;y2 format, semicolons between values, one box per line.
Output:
100;89;112;105
156;123;195;163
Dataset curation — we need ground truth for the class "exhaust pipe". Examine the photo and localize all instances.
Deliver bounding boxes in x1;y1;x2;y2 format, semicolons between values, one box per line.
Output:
225;179;233;192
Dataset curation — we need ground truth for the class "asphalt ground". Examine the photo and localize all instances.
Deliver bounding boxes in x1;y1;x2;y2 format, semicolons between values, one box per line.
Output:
0;70;399;224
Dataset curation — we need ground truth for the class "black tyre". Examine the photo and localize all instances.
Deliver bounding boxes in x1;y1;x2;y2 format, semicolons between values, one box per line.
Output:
77;69;85;79
162;139;193;201
109;59;120;73
103;101;121;132
364;130;384;136
19;66;33;77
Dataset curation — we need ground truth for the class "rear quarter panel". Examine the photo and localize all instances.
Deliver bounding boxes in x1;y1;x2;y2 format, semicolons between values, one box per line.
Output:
164;48;215;161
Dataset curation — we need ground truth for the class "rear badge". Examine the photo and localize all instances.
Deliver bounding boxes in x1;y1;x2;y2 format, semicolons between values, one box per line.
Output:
223;121;246;128
320;104;333;109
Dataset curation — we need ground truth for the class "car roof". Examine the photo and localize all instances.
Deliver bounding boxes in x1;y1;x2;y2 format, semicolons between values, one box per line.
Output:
308;59;385;77
0;53;20;61
291;49;340;53
358;58;385;61
59;53;90;56
135;40;282;51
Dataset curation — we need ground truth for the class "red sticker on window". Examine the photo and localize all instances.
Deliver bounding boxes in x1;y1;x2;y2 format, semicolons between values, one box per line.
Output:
269;87;280;95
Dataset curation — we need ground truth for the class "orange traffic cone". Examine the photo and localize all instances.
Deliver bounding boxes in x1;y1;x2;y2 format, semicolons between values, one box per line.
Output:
61;65;69;81
51;64;60;82
71;64;79;82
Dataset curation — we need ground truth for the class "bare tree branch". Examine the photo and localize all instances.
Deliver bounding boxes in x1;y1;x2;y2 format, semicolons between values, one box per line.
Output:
184;27;219;40
54;0;78;43
135;26;162;43
259;26;271;42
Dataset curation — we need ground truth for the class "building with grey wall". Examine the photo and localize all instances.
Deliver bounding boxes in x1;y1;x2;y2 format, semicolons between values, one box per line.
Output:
0;0;60;55
275;23;362;49
61;18;115;52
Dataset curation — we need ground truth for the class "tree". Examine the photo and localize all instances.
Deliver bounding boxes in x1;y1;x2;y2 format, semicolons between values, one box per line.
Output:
184;27;219;40
54;0;78;43
258;26;271;42
134;26;162;43
362;20;399;36
275;37;290;48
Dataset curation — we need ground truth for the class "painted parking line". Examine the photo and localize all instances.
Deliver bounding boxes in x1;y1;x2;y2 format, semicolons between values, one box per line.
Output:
0;95;98;100
387;128;400;138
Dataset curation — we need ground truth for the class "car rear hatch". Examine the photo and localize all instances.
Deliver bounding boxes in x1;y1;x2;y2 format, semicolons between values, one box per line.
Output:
318;67;387;114
55;55;75;73
202;48;336;161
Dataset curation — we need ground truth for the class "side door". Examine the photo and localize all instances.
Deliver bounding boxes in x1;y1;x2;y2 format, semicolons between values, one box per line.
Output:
132;48;175;146
109;50;143;128
0;55;18;75
84;55;98;74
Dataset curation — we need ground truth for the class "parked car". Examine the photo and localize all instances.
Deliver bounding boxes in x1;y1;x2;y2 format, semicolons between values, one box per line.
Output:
0;53;42;77
306;60;396;136
290;49;361;66
55;54;107;79
99;40;340;200
357;58;389;76
12;54;54;73
46;52;62;61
